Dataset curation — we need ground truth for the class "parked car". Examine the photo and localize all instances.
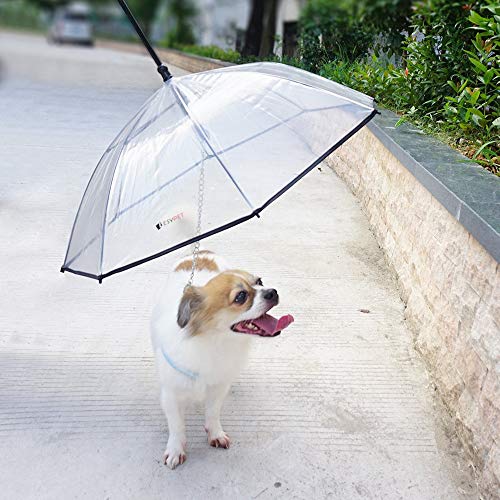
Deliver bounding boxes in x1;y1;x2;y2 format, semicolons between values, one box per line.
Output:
49;3;93;46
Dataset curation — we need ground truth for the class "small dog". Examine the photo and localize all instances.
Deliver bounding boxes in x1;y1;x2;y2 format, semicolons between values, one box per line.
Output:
151;250;293;469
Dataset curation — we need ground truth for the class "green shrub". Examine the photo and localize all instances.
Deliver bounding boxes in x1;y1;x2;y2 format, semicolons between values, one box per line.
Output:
298;0;413;72
444;1;499;168
362;0;499;173
400;0;472;116
358;0;413;52
319;56;398;105
298;0;372;72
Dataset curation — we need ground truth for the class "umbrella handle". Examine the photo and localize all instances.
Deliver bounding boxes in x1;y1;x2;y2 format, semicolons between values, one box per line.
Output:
116;0;172;82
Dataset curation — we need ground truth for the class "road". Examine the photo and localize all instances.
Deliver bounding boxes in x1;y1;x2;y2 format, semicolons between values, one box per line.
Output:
0;32;476;499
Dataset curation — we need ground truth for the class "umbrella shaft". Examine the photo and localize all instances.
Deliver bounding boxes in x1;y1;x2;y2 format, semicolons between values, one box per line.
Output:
116;0;172;82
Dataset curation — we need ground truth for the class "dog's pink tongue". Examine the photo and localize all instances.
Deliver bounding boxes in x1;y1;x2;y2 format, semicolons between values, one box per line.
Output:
253;314;294;335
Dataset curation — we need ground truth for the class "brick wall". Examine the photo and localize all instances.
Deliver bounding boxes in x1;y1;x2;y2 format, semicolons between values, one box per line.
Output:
328;126;499;498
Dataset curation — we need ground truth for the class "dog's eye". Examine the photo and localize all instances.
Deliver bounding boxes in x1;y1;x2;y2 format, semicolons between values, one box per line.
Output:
234;291;247;304
256;278;263;286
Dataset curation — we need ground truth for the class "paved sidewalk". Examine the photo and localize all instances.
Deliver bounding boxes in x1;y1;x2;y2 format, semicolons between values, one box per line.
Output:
0;33;476;499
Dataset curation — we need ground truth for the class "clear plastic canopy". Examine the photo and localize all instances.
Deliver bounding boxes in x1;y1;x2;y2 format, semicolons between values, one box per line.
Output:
61;62;376;281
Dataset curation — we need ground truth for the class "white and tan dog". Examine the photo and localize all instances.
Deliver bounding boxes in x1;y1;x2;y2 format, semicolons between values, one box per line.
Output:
151;251;293;469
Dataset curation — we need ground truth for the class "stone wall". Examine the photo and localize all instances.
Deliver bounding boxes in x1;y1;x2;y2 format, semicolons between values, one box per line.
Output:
328;124;499;498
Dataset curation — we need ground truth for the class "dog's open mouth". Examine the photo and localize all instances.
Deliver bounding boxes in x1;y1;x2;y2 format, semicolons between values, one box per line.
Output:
231;313;294;337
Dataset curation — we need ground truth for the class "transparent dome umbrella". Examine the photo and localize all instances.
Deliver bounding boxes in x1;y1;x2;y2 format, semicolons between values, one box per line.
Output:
60;1;377;283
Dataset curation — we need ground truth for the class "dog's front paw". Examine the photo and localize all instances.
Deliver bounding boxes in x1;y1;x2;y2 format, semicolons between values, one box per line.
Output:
163;446;186;469
207;430;231;449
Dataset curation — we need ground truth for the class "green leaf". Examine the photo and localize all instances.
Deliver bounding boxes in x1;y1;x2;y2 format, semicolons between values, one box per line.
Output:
492;117;500;128
471;113;485;127
469;57;488;73
469;108;485;118
473;141;497;158
483;69;495;85
395;116;407;127
469;11;487;25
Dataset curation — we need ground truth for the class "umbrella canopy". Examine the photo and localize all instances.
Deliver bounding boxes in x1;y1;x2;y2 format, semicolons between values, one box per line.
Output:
61;62;376;281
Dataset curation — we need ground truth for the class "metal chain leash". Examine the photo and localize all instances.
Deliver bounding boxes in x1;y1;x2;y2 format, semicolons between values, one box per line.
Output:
185;163;205;289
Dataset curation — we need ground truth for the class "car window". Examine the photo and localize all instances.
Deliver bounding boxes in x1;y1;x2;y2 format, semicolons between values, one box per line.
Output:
64;13;89;22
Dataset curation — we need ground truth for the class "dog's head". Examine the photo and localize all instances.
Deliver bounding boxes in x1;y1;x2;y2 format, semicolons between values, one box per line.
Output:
177;270;293;337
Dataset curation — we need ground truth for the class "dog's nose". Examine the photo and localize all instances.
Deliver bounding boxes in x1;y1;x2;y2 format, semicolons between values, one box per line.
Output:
264;289;278;302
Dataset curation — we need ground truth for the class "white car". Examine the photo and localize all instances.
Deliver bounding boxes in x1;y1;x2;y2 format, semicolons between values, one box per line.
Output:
49;3;93;46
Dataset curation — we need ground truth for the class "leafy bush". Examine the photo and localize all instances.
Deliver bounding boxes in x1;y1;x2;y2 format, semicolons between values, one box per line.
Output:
298;0;372;72
315;0;499;173
298;0;413;72
358;0;413;52
400;0;471;116
444;2;499;168
320;56;399;105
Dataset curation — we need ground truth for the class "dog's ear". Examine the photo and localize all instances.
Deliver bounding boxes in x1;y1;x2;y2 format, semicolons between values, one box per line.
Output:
177;286;204;329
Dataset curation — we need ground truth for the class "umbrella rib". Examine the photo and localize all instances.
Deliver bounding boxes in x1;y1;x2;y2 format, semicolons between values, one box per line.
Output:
101;89;161;154
97;107;150;277
63;105;150;271
170;83;255;211
104;102;177;155
267;86;303;112
108;158;204;224
250;82;355;158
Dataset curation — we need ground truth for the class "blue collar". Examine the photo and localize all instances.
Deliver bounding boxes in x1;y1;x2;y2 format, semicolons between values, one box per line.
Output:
161;345;199;380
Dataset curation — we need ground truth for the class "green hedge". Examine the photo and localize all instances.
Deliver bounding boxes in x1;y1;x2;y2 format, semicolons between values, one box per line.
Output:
297;0;412;72
309;0;499;174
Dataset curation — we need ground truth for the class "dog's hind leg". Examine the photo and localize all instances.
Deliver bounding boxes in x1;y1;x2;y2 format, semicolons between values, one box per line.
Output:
161;389;187;469
204;383;231;449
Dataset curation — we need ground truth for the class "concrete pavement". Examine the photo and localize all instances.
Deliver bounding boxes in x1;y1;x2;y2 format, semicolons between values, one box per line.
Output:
0;32;477;499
